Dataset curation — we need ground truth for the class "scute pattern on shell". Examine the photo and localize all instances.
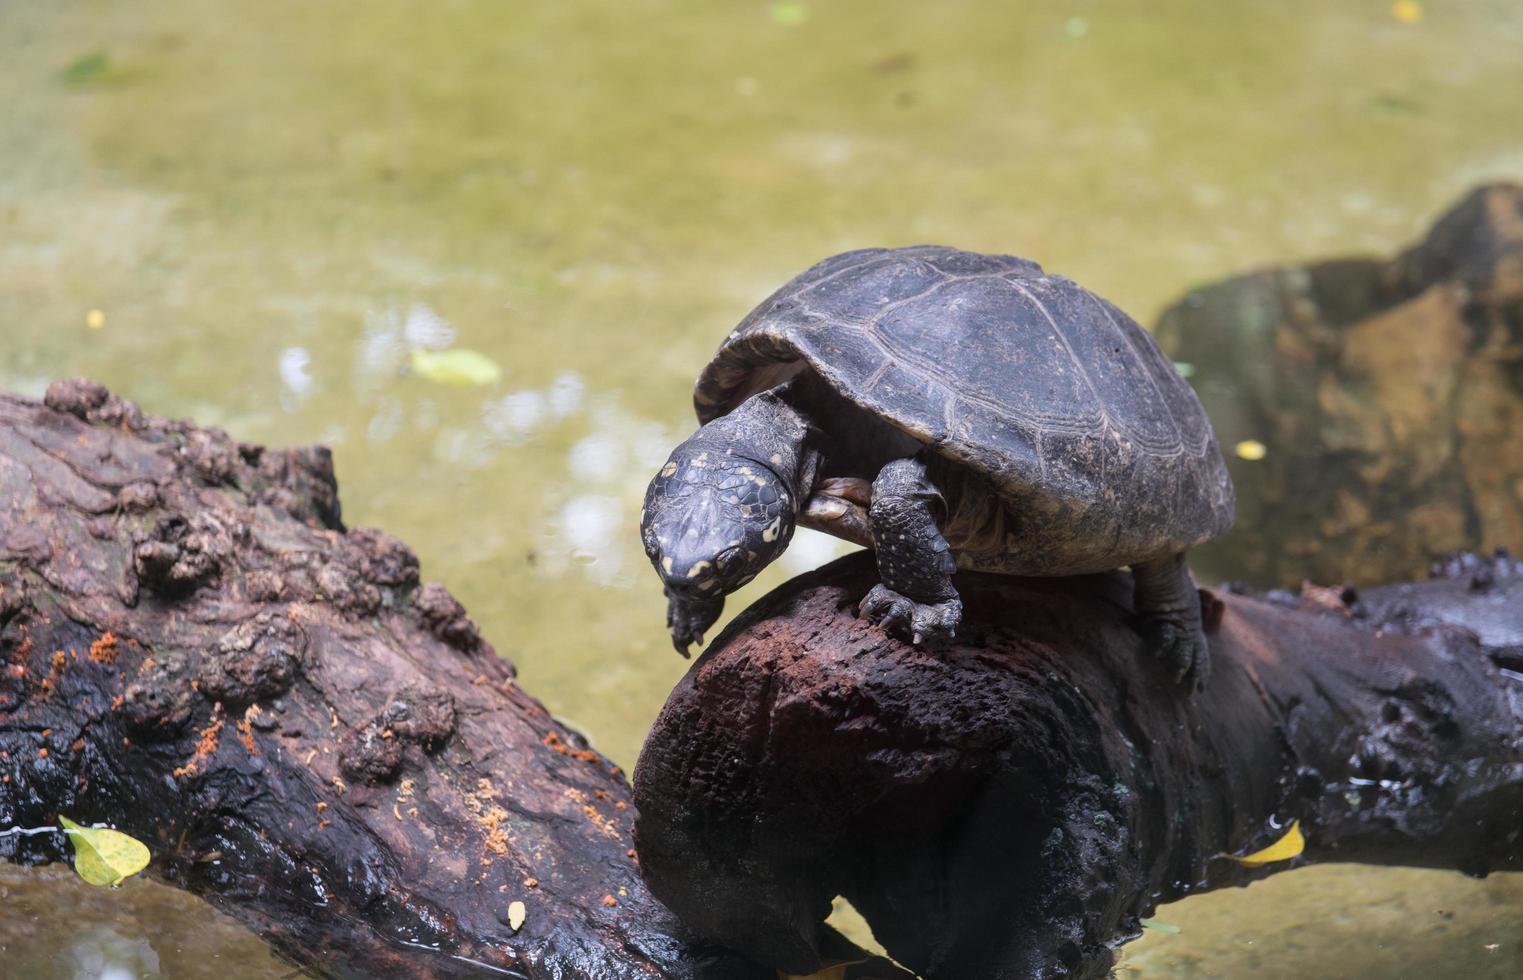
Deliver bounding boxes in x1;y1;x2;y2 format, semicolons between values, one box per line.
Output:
694;246;1235;574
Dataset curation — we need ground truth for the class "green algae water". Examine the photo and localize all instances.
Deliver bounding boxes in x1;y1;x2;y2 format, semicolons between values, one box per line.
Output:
3;0;1522;975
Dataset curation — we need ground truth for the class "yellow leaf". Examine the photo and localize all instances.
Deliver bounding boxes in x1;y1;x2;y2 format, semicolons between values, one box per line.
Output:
59;815;151;886
508;899;526;932
1225;819;1304;867
409;348;502;387
1234;439;1268;461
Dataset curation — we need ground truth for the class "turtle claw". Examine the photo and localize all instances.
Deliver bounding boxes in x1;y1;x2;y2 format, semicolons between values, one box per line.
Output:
1140;618;1211;690
859;584;962;647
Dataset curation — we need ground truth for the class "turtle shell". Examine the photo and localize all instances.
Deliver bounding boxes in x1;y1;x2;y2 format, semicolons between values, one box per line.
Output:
693;246;1235;574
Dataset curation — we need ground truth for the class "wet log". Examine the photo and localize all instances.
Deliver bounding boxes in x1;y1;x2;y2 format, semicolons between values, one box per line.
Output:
1153;182;1523;588
634;551;1523;979
0;382;911;980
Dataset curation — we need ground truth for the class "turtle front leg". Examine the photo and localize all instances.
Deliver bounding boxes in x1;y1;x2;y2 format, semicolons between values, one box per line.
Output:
1132;552;1210;689
858;457;963;645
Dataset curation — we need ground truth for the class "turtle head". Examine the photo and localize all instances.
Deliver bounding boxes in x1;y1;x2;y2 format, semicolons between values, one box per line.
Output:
641;442;799;656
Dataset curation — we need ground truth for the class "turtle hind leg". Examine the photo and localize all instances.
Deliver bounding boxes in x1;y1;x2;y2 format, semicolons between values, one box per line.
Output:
1132;552;1210;689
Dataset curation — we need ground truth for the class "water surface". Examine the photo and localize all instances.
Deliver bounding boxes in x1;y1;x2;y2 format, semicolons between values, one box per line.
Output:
3;0;1522;975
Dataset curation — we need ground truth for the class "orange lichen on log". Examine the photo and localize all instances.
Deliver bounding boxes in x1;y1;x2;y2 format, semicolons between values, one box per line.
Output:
542;730;599;764
565;788;622;841
39;649;70;698
480;806;511;854
173;710;225;779
601;894;618;908
88;632;120;664
236;706;260;755
463;779;513;855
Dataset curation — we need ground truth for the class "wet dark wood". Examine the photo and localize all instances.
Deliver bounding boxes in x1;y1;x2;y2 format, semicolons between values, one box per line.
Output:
0;381;911;980
635;551;1523;979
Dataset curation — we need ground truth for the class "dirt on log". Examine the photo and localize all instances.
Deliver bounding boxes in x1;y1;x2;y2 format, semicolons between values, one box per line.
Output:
1154;182;1523;588
634;551;1523;979
0;381;913;980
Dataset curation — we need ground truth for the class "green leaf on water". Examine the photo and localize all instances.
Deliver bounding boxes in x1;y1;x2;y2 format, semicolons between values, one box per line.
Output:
409;348;502;387
59;815;151;887
60;51;111;85
770;2;809;26
1139;918;1181;934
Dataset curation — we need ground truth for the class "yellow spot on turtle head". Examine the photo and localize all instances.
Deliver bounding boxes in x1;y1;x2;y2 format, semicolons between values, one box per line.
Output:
661;556;673;573
660;462;678;478
762;517;782;543
686;560;712;579
770;454;783;466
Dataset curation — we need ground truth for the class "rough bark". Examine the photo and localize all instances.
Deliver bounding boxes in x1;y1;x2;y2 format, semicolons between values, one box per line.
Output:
1154;182;1523;587
0;381;912;980
634;551;1523;979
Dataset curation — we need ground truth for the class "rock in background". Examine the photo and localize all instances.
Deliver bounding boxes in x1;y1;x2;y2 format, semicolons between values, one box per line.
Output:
1156;183;1523;587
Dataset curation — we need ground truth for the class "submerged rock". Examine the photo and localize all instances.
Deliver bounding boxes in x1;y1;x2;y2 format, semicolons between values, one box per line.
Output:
1156;183;1523;587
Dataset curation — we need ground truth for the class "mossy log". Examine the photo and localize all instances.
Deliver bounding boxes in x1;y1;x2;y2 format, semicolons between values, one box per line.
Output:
1155;182;1523;587
634;552;1523;979
0;381;911;980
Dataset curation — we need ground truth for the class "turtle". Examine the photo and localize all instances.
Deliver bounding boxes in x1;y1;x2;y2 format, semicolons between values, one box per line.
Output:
639;245;1235;686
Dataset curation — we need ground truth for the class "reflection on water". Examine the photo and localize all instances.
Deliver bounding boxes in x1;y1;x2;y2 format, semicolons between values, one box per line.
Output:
0;865;286;980
3;0;1523;975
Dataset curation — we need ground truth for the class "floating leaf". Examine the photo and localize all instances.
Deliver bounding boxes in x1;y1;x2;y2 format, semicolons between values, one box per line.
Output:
60;51;111;85
59;815;150;886
1139;917;1181;934
770;2;809;26
1391;1;1423;24
1172;361;1195;378
1224;819;1304;867
1369;92;1422;115
1234;439;1268;461
409;348;502;387
507;899;526;932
